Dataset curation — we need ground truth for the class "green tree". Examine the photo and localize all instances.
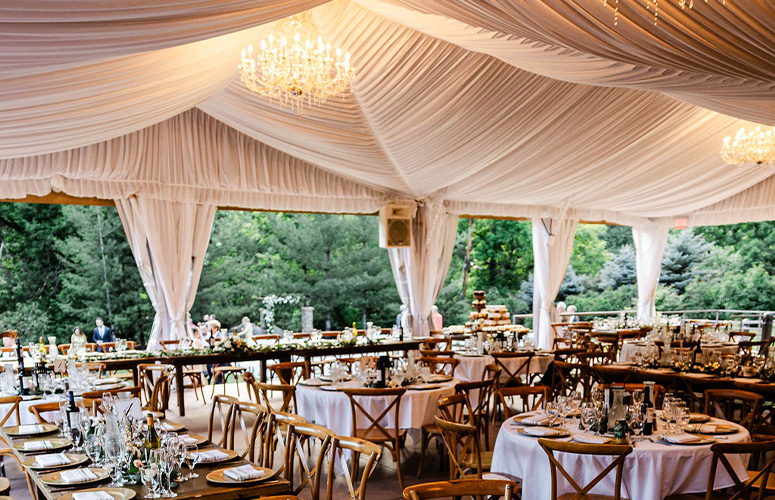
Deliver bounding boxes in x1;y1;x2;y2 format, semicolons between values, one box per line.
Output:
570;225;609;276
599;244;636;289
600;225;633;252
469;219;533;293
695;222;775;275
659;230;711;293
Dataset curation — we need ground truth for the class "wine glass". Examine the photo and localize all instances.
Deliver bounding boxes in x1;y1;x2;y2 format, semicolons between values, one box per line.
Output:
141;455;162;499
105;438;125;487
631;389;644;407
78;409;91;441
174;441;188;482
103;392;115;414
391;366;405;387
545;402;560;427
184;443;200;479
85;437;102;467
628;406;644;443
580;404;598;434
159;447;176;498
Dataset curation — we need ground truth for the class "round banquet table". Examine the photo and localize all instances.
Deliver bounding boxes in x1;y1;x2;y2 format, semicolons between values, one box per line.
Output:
491;413;750;500
619;341;739;365
295;379;456;438
454;352;554;383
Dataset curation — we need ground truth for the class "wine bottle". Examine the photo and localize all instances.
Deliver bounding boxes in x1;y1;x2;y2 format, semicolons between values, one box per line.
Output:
144;414;161;457
642;382;655;436
352;322;358;338
694;337;703;366
66;390;80;428
16;339;29;396
599;403;609;435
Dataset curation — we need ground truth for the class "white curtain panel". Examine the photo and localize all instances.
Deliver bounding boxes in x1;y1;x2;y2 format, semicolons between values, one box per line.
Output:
115;196;216;350
388;199;458;337
633;221;671;321
532;218;578;350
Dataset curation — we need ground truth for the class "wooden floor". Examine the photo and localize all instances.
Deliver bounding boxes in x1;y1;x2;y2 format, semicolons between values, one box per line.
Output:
6;381;469;500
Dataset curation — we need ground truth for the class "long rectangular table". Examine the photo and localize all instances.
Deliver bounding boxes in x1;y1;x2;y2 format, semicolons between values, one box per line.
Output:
97;339;423;416
2;428;290;500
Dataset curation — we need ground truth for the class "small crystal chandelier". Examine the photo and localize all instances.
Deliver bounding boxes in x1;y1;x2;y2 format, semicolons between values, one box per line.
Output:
721;125;775;167
238;12;354;113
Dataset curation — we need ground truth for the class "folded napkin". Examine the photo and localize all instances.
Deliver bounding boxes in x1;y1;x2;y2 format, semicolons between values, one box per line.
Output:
196;450;230;463
520;414;553;426
23;441;53;451
145;422;175;431
573;434;612;444
223;464;265;481
59;468;99;484
178;434;198;445
301;378;328;386
522;427;562;437
663;433;703;444
698;425;718;434
18;424;45;434
34;453;71;467
72;492;114;500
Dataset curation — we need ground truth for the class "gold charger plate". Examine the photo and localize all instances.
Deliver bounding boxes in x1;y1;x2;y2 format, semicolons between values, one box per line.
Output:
5;423;58;436
180;434;208;446
22;453;88;470
512;413;559;427
58;487;136;500
40;467;109;486
205;465;275;485
14;438;71;453
406;384;443;391
517;427;571;439
658;436;717;446
191;448;239;464
686;424;739;435
659;413;711;424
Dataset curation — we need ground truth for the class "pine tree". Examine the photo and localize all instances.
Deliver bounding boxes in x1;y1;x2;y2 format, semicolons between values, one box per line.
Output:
599;244;636;289
659;230;711;293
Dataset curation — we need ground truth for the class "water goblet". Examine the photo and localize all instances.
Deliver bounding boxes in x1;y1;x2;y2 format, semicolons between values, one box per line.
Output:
105;439;125;487
391;366;404;387
103;392;115;413
174;441;187;482
141;460;162;499
159;448;176;498
580;404;598;434
628;406;644;443
545;401;560;426
85;437;102;467
184;443;200;479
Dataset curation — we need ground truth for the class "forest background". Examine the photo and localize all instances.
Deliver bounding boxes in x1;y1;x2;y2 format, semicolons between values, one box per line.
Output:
0;203;773;344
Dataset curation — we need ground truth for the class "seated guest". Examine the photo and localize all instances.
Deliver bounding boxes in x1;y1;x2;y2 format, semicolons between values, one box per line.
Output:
556;301;568;323
71;326;87;345
567;305;580;323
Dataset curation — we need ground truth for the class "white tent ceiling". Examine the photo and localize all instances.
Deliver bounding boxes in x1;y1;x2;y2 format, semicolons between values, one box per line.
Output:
1;0;774;226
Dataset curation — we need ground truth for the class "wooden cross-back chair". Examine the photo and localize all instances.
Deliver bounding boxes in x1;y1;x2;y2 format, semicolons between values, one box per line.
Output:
538;439;633;500
593;365;637;385
243;371;297;413
263;411;308;469
738;340;771;357
704;389;763;432
0;396;21;430
495;386;551;419
227;401;269;462
419;349;456;358
549;360;593;400
435;415;489;480
82;385;142;400
575;350;614;366
403;479;518;500
327;435;383;500
418;393;473;478
456;375;498;450
729;331;757;343
207;394;237;448
0;395;36;499
418;356;459;377
342;387;407;489
422;337;452;352
490;352;534;388
281;422;334;500
138;363;173;407
270;361;310;385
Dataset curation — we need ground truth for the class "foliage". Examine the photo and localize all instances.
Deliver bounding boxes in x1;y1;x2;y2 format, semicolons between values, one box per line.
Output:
600;225;633;252
598;244;636;290
570;225;609;276
659;230;711;293
469;219;533;293
564;285;637;312
0;302;50;344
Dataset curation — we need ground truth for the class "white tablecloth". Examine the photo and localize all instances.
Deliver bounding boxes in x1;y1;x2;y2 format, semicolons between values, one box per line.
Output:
491;413;749;500
454;353;554;383
295;380;456;437
619;341;738;365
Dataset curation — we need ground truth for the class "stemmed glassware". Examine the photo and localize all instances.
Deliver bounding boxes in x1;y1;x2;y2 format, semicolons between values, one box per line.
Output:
174;441;188;483
159;447;177;498
627;406;644;443
105;438;126;487
142;450;163;499
580;403;598;434
184;443;200;480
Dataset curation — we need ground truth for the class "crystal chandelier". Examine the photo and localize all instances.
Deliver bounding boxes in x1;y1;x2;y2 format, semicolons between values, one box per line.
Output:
721;125;775;167
238;12;354;113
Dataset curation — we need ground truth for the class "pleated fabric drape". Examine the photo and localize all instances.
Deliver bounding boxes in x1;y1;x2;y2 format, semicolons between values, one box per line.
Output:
532;218;578;350
388;199;458;337
633;222;671;321
115;196;216;349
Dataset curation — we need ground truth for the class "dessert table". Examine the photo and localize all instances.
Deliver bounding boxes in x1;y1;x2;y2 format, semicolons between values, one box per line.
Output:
619;341;738;365
454;352;553;383
491;412;749;500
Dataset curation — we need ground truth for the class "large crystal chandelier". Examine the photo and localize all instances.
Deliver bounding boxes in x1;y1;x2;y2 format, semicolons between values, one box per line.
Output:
721;125;775;167
238;12;354;113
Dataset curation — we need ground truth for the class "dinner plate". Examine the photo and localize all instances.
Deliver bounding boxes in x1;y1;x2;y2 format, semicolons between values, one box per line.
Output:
94;377;121;385
178;434;208;446
5;423;59;436
319;385;341;391
685;424;739;435
658;436;717;446
319;375;352;382
191;448;239;464
299;379;331;387
406;384;443;391
40;467;109;486
14;438;72;453
206;465;275;485
512;413;558;427
58;487;136;500
23;453;88;470
427;375;453;383
517;427;571;439
659;413;710;424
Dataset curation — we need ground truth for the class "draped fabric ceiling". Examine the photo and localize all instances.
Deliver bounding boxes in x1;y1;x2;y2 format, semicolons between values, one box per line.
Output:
1;0;774;341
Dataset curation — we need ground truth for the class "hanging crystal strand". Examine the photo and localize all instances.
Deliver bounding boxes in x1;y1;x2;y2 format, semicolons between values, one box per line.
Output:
614;0;620;25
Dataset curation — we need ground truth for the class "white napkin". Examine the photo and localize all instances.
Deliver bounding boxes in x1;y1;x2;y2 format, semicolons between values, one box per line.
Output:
520;414;553;425
23;441;53;451
34;453;71;467
178;434;198;445
59;469;99;484
196;450;229;463
699;425;718;434
72;492;114;500
573;434;612;444
18;424;45;434
223;464;265;481
663;433;702;444
522;427;562;437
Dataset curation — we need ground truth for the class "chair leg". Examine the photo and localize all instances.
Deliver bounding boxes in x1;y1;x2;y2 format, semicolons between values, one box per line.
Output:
394;438;404;490
417;429;428;478
235;373;241;396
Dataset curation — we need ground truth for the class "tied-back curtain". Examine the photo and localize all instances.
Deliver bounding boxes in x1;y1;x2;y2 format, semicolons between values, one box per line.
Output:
633;221;671;321
532;217;578;350
388;199;458;338
115;196;216;350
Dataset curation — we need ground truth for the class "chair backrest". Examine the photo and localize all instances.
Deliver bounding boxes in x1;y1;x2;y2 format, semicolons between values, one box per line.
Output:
593;365;636;385
75;362;106;378
227;401;269;461
138;363;174;406
264;411;308;468
490;352;534;387
435;415;484;479
729;331;756;343
738;340;770;356
342;387;405;444
703;436;775;500
704;389;763;431
575;350;613;366
419;356;459;377
495;386;551;417
327;435;382;500
455;376;497;426
283;422;334;500
147;370;172;413
483;363;502;383
538;439;632;500
404;479;517;500
422;338;451;352
419;349;456;358
159;340;180;350
253;334;281;342
257;380;296;414
270;361;310;385
82;385;142;400
207;394;238;447
550;360;592;399
438;393;474;424
0;395;21;427
28;401;63;424
99;342;116;351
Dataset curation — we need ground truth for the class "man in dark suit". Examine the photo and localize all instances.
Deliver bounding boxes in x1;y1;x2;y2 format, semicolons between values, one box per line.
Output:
93;317;113;345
